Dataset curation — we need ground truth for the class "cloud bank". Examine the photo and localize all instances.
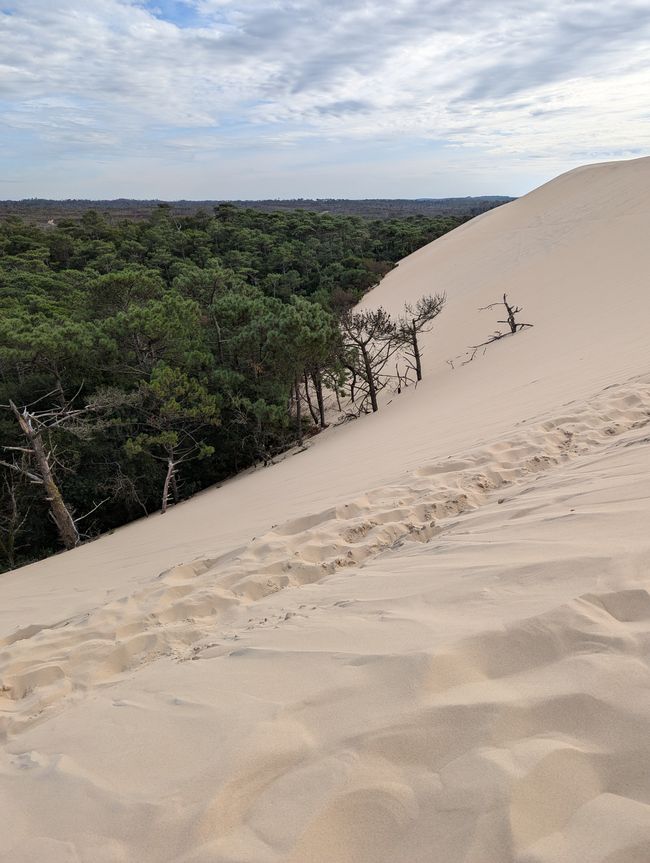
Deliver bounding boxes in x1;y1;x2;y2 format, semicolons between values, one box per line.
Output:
1;0;649;197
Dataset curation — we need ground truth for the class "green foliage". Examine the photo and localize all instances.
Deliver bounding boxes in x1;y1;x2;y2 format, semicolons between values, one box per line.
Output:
103;291;211;379
126;364;219;462
0;205;459;570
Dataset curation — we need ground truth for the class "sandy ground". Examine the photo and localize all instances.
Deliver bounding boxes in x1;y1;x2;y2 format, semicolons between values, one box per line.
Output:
2;156;650;861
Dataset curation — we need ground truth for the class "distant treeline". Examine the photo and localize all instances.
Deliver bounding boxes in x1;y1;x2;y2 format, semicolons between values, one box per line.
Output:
0;196;514;225
0;204;464;570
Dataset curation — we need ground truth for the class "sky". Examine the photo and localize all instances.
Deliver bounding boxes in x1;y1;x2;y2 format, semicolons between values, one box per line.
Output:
1;0;649;200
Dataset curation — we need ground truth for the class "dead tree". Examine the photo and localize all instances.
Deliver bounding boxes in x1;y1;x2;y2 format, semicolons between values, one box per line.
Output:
397;293;446;382
2;399;81;549
462;293;533;363
479;293;533;335
1;389;115;550
340;308;399;413
499;294;531;333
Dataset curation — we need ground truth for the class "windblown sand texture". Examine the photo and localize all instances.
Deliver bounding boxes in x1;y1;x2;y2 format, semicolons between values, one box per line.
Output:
3;156;650;862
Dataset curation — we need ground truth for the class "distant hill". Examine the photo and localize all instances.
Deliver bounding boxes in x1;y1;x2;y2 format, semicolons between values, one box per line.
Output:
0;196;514;224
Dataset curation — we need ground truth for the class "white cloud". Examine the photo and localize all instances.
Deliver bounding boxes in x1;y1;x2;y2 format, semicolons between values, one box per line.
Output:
1;0;649;196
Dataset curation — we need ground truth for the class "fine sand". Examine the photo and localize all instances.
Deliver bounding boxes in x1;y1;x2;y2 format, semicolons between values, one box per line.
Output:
2;156;650;861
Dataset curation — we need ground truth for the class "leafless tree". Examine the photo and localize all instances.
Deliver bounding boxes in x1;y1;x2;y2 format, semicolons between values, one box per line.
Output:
397;293;446;382
1;397;83;549
461;293;533;364
479;293;533;335
1;389;116;550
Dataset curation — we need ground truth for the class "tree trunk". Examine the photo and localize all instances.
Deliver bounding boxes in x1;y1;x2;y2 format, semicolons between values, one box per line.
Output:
162;457;176;514
334;380;342;413
294;377;303;446
346;365;357;406
504;294;517;333
170;472;180;504
361;346;378;412
10;401;79;549
312;370;327;428
303;372;319;426
411;323;422;382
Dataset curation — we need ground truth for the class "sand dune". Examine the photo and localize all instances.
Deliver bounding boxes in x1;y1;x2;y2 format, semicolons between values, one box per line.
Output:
3;156;650;861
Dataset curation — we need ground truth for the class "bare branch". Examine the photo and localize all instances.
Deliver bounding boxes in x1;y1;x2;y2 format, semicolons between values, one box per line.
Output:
0;460;43;484
74;498;109;524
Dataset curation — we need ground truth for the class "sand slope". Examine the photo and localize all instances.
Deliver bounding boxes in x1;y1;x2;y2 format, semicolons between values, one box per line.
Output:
2;156;650;861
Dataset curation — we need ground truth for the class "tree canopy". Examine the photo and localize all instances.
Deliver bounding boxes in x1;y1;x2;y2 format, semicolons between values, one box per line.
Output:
0;206;456;570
